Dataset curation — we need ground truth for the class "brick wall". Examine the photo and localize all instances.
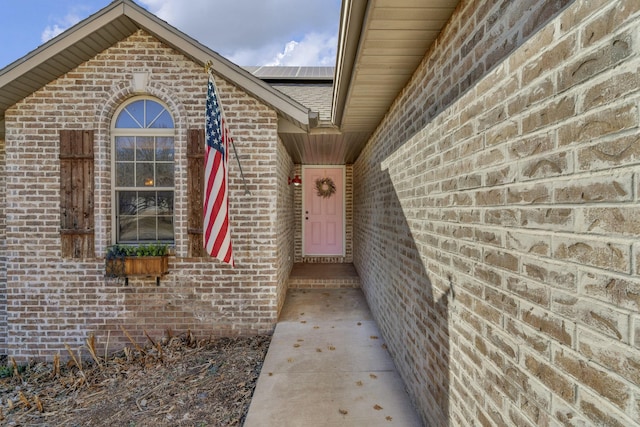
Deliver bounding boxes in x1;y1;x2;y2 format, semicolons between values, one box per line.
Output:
3;30;282;360
0;136;5;356
276;138;295;313
353;0;640;425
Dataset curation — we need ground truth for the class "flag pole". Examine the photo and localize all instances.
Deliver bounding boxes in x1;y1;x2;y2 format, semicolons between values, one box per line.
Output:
205;61;251;195
229;133;251;195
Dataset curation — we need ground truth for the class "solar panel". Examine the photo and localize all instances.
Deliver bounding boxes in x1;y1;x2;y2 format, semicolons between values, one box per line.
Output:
245;66;334;81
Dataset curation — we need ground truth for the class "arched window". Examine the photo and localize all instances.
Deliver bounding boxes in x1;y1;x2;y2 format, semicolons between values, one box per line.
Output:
112;98;175;243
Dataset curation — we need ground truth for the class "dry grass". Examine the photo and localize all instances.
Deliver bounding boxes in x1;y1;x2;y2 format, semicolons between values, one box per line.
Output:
0;331;271;426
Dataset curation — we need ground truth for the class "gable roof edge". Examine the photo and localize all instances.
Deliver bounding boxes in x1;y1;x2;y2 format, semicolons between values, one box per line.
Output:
120;2;312;128
0;0;313;136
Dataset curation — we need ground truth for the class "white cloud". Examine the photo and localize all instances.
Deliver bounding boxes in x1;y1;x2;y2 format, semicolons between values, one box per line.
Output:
139;0;341;66
41;13;82;43
263;33;338;66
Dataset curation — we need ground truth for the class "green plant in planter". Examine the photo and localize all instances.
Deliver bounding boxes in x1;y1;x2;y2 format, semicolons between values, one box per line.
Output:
134;243;167;256
105;244;130;260
105;243;169;285
106;243;168;259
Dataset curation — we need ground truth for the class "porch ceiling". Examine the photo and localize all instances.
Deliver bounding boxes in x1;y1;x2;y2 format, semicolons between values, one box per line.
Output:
0;0;460;167
323;0;459;164
280;126;372;165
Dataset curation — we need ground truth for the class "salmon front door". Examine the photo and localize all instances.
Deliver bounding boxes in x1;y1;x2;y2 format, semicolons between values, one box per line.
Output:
303;166;344;256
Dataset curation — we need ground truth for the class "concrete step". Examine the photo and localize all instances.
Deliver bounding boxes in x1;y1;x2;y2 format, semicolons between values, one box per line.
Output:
287;263;361;289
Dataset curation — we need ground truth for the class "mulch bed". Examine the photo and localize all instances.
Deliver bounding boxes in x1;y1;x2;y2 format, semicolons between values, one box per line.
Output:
0;332;271;426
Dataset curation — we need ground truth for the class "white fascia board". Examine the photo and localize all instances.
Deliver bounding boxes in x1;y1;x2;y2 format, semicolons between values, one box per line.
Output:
0;5;125;87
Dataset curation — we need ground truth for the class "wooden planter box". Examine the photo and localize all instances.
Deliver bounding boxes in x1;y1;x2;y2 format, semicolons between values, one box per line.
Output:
123;256;169;276
106;255;169;285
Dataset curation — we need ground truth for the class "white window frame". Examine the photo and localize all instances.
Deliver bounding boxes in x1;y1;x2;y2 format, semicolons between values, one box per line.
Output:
110;96;176;244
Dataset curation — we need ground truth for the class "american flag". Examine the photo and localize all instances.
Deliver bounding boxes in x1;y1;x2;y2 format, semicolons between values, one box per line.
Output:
203;74;234;266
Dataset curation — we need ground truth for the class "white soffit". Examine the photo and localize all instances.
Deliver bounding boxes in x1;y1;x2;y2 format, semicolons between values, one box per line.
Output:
334;0;459;134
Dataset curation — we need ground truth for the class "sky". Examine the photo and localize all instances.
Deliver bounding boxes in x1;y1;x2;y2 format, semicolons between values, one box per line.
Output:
0;0;342;69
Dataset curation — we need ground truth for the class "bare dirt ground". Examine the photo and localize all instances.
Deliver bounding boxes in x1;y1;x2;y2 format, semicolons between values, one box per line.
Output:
0;332;271;426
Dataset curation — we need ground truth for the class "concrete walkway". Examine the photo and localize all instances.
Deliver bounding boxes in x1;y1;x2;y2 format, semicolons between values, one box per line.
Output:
244;288;423;427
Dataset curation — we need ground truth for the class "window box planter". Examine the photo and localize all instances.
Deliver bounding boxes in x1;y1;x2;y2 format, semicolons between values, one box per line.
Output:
105;243;169;285
121;255;169;276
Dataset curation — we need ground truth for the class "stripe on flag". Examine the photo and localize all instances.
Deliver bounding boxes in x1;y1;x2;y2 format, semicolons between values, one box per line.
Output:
203;74;234;266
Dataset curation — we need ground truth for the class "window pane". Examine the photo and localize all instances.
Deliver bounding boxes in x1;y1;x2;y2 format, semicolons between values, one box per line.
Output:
156;137;174;161
116;100;144;128
118;191;138;215
115;100;175;129
136;137;155;161
157;191;174;215
137;192;157;215
150;110;174;128
138;216;157;240
115;111;139;129
145;100;174;128
126;100;144;126
116;191;173;242
115;136;135;161
156;163;174;187
145;100;163;127
157;216;174;240
136;163;155;187
116;163;134;187
119;218;138;241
